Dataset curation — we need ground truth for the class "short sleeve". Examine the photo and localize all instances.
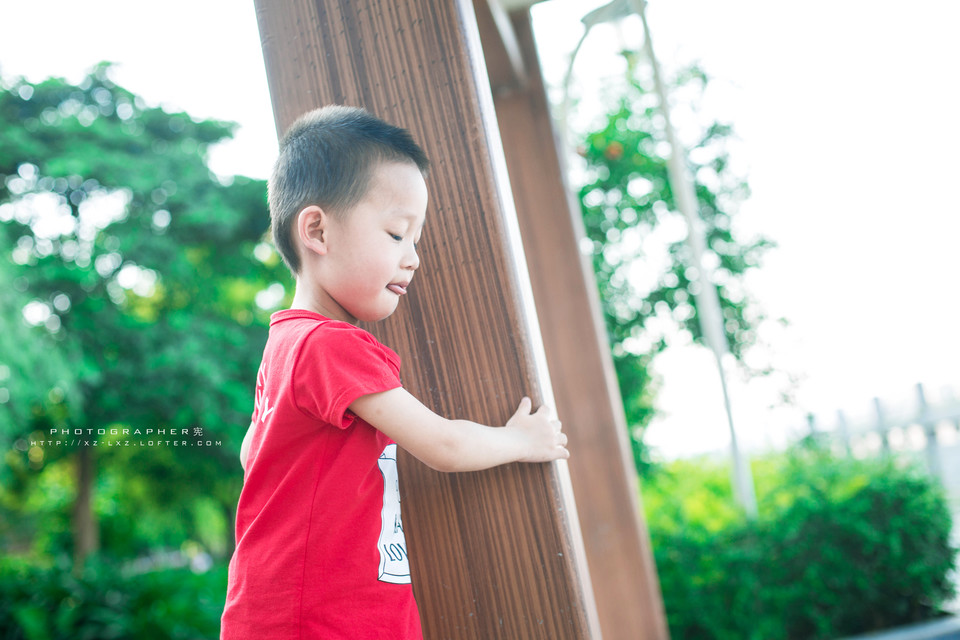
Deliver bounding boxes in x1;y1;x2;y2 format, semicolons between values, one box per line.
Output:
292;323;401;429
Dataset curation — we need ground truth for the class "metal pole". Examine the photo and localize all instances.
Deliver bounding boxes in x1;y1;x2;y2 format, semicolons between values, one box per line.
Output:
917;382;942;480
837;409;852;456
632;0;758;518
874;397;891;456
562;0;758;517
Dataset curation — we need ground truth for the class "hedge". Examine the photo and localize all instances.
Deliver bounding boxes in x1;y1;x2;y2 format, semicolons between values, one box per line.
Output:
0;555;226;640
643;445;958;639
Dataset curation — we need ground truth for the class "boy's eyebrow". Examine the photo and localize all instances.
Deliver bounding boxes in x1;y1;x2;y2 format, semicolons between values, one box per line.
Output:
389;211;426;226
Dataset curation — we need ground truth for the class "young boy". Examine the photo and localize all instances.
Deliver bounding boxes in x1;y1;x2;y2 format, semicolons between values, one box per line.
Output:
220;106;569;639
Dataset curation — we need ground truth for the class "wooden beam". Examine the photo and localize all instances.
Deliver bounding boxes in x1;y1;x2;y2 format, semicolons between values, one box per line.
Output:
477;5;671;639
253;1;600;638
473;0;527;93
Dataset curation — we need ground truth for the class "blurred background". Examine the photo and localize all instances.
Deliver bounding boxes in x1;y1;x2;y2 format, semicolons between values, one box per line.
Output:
0;0;957;638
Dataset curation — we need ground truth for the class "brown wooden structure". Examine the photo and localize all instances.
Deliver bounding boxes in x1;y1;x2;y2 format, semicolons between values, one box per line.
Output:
253;1;667;638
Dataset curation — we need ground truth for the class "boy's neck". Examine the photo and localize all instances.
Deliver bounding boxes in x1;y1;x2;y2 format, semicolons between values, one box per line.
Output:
290;278;356;324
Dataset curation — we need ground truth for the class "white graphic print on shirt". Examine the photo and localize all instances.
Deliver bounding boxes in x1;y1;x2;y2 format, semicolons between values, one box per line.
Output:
253;363;274;424
376;443;411;584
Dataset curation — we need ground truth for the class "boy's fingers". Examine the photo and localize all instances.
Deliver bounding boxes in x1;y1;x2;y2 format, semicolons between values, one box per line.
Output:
511;396;532;419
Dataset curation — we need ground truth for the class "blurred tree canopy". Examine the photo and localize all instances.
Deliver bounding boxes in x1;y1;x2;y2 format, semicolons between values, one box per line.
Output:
0;65;291;568
575;55;773;472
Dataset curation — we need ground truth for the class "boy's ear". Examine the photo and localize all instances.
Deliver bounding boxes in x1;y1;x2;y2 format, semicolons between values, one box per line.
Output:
296;205;329;257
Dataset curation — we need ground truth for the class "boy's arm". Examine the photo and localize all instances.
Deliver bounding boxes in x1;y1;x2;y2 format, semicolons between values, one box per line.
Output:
239;421;254;471
349;388;568;473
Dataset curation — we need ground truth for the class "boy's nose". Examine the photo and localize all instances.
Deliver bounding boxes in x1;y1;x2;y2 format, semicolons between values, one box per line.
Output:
403;246;420;271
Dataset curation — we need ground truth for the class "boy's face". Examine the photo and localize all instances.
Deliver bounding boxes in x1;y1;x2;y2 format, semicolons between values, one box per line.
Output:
316;160;428;323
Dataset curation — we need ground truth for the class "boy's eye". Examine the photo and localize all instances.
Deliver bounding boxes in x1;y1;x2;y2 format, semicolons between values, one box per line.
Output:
389;233;402;242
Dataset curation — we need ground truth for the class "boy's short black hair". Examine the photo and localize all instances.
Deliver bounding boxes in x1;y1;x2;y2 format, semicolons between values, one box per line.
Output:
268;105;430;273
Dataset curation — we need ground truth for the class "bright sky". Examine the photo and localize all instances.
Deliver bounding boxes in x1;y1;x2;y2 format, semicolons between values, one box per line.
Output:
2;0;958;459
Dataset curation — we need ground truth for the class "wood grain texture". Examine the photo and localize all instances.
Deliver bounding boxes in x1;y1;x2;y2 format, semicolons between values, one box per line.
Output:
253;0;599;637
478;6;671;639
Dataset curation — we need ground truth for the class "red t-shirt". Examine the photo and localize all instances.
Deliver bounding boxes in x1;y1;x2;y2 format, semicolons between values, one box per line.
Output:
221;309;422;639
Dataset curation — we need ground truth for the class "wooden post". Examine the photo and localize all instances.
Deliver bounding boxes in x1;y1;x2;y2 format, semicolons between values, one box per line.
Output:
253;1;600;638
474;4;669;639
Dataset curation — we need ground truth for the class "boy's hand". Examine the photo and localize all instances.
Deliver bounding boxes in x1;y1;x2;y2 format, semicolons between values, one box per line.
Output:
506;397;569;463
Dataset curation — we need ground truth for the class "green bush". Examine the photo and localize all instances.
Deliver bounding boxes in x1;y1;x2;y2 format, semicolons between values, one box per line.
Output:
643;446;957;640
0;555;226;640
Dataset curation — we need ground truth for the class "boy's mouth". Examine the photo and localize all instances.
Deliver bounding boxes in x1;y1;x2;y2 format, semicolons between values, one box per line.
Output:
387;282;409;296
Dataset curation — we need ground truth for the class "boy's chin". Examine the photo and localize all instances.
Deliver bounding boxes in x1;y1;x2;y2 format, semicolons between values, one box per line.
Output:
352;304;398;324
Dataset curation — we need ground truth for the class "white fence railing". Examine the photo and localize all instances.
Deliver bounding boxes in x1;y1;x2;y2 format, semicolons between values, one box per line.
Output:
805;383;960;498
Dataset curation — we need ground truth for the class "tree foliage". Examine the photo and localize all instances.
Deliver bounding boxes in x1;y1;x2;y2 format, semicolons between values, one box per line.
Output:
575;55;773;470
0;65;291;564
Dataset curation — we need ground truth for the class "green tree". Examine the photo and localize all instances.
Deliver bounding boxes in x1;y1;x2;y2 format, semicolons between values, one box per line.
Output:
575;56;773;473
0;65;290;567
